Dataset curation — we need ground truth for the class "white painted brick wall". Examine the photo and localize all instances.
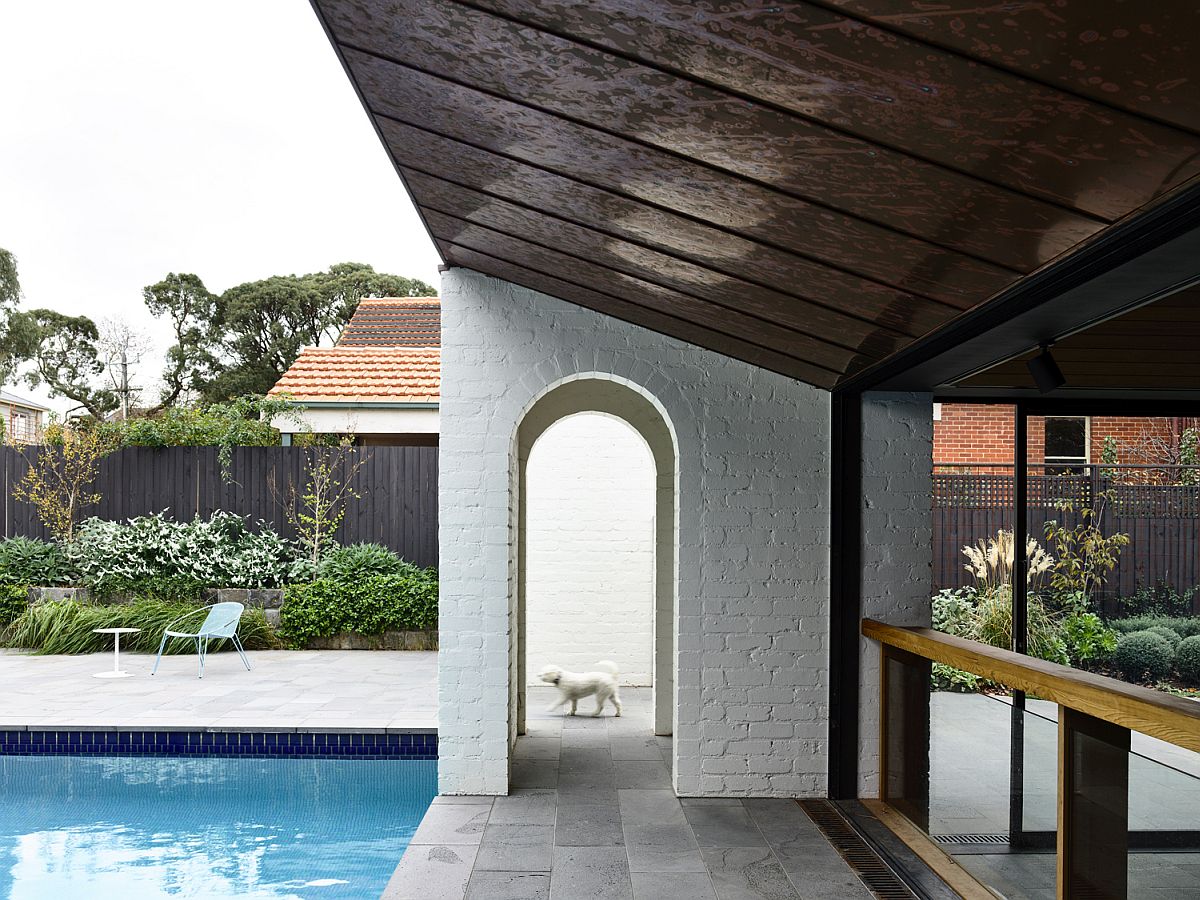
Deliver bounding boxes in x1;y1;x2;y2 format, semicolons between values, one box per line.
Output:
439;267;831;796
857;392;933;797
525;413;656;686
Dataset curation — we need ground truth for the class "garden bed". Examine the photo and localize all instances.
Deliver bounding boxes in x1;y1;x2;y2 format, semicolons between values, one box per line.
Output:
0;514;438;655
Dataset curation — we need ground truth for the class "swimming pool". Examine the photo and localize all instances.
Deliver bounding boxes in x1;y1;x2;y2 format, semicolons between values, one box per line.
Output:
0;754;436;899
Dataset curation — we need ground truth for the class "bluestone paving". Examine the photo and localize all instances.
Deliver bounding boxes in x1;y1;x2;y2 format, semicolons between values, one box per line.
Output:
0;648;437;731
631;871;719;900
465;871;550;900
387;687;879;899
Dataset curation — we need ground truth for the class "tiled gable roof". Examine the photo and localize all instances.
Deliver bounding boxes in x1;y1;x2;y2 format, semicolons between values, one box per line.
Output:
336;296;440;347
268;347;439;403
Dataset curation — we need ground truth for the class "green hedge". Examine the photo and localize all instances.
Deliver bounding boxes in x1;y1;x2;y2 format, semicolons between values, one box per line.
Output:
1111;630;1174;683
1177;636;1200;684
1111;615;1200;638
280;572;437;649
1;598;281;655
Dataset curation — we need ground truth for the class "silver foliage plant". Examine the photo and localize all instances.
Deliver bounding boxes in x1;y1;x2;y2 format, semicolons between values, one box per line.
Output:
67;511;303;588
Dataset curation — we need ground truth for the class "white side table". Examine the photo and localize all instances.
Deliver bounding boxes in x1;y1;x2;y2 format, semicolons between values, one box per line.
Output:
93;627;141;679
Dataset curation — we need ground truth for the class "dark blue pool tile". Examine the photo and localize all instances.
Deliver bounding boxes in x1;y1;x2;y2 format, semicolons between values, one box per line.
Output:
0;729;436;759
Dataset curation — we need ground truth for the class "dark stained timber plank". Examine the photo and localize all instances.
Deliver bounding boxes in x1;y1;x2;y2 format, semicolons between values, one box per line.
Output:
438;243;843;387
426;215;864;374
330;6;1104;266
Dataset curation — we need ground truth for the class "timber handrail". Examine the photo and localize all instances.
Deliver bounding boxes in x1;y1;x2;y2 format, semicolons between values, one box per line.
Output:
862;619;1200;754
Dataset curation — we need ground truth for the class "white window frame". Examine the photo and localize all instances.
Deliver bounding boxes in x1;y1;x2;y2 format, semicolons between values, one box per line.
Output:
1043;415;1090;468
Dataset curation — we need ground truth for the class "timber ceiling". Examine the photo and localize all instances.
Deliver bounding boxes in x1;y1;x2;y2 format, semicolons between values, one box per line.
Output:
958;284;1200;392
311;0;1200;389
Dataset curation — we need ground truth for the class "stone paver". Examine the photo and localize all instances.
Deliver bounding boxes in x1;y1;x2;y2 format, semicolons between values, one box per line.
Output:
385;688;873;900
0;648;437;731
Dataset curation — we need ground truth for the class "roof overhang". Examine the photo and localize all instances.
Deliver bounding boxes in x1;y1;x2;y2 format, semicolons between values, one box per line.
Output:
310;0;1200;393
278;399;440;409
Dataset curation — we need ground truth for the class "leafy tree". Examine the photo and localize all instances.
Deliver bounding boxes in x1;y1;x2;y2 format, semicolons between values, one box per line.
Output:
271;436;370;566
200;263;433;400
19;310;118;419
0;248;37;384
0;248;17;307
101;395;299;477
1043;491;1131;611
12;426;119;541
142;273;218;411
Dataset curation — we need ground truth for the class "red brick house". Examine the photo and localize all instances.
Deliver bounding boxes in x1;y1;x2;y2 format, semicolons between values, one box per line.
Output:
268;297;440;446
933;403;1200;472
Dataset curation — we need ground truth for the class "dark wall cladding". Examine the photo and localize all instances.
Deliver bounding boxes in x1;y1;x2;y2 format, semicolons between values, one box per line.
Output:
0;445;438;569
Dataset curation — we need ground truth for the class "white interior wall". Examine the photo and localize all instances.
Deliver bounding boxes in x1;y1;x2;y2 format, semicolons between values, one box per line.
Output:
524;413;655;686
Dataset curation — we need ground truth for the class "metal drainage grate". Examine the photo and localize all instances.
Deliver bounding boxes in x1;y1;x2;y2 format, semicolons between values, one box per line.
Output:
797;800;918;900
934;833;1008;845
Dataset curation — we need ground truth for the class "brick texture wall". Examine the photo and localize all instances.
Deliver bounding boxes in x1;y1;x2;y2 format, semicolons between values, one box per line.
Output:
858;393;933;796
439;267;831;797
525;413;656;686
934;404;1196;468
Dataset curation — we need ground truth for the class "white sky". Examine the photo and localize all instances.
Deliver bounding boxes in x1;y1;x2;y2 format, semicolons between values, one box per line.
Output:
0;1;440;414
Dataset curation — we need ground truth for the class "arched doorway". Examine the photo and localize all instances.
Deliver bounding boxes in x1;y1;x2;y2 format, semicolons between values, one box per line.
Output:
513;376;677;743
524;412;656;689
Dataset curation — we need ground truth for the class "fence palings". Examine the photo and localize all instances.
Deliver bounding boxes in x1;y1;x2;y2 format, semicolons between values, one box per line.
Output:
1;444;438;569
933;469;1200;614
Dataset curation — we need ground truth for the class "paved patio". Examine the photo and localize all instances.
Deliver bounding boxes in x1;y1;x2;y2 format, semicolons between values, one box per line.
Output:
384;687;873;900
0;649;437;732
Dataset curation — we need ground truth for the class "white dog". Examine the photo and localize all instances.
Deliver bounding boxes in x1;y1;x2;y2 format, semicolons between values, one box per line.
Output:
539;660;622;717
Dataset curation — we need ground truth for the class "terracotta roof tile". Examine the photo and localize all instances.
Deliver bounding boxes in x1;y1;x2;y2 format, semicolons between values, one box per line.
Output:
268;347;440;403
337;296;440;347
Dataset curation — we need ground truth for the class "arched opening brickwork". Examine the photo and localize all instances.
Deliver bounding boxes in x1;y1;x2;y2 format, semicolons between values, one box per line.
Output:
513;376;678;742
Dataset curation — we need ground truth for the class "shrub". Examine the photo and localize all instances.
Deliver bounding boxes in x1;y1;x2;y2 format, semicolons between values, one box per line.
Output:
1116;584;1194;618
932;588;976;637
68;511;300;588
1061;612;1118;665
973;587;1069;665
1110;615;1200;639
1146;625;1182;649
103;396;299;479
1112;630;1174;682
316;543;419;582
0;584;28;626
0;537;76;585
1176;636;1200;684
1;598;280;655
279;571;438;648
931;663;981;693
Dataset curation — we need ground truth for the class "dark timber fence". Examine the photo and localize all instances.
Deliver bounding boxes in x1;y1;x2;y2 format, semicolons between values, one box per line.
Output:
934;464;1200;614
0;445;438;568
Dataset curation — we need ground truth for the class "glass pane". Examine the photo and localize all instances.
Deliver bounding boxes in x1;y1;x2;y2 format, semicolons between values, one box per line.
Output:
928;693;1057;899
1044;417;1087;462
884;651;930;829
1063;711;1129;900
1023;415;1200;705
1128;736;1200;898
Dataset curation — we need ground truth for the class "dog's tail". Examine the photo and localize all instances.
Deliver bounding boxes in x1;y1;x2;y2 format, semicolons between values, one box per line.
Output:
596;660;619;676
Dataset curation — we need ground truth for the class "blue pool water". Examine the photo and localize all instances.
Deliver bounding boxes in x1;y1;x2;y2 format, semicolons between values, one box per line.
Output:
0;755;436;899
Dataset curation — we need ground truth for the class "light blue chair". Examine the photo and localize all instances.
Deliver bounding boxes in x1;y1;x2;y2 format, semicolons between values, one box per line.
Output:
151;602;253;679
